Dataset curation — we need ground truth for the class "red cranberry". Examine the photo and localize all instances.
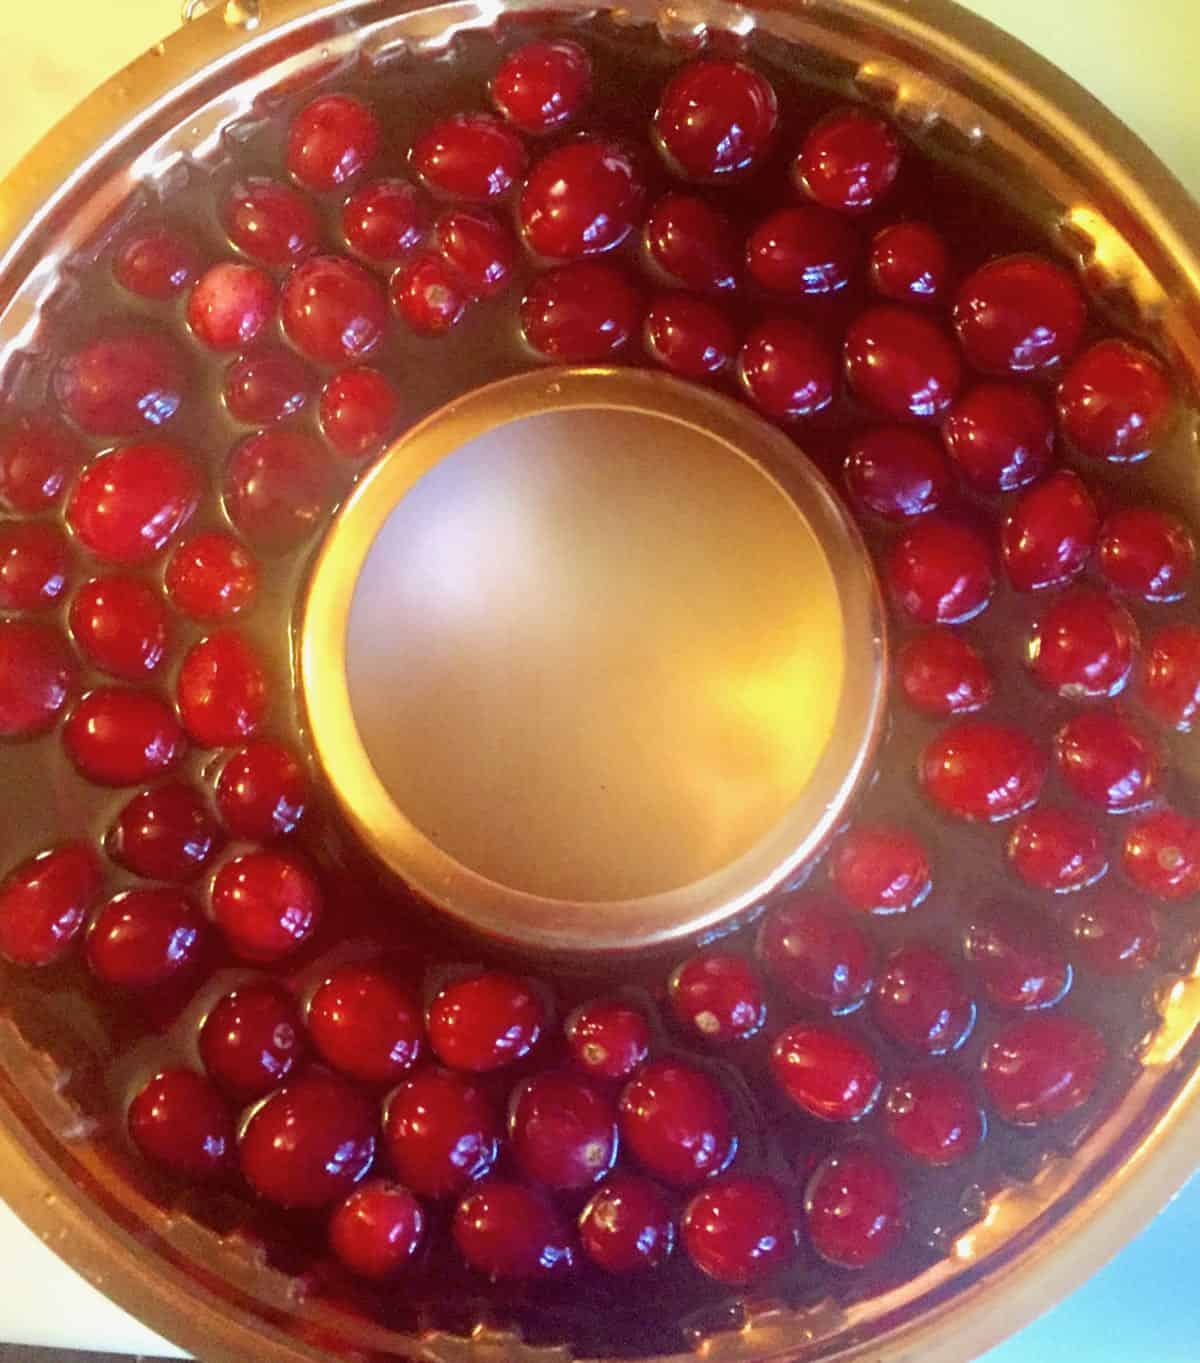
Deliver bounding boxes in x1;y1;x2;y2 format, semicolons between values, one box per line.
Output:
214;739;307;840
63;688;185;785
920;719;1047;822
68;442;198;565
432;208;515;299
411;114;527;202
109;783;222;883
0;842;102;967
390;253;468;336
736;319;835;421
1067;892;1159;975
681;1176;794;1286
308;964;423;1086
87;887;207;988
1097;506;1194;602
239;1072;377;1208
1143;624;1200;730
830;823;931;914
1058;339;1174;464
963;911;1072;1011
1121;808;1200;900
954;254;1086;374
55;330;187;436
564;998;650;1081
210;850;321;963
287;94;380;191
804;1147;903;1268
383;1068;499;1198
795;107;901;213
453;1180;575;1280
668;952;766;1043
491;39;591;133
1055;710;1159;813
520;139;644;259
330;1180;425;1280
0;522;69;610
177;630;268;748
1001;470;1099;592
874;945;974;1054
843;426;951;521
653;59;777;180
69;576;169;679
642;193;739;295
199;979;306;1100
0;620;76;738
427;971;544;1072
342;178;426;262
579;1172;674;1273
845;305;962;421
114;229;201;300
281;255;387;364
223;346;313;424
224;428;333;553
981;1014;1106;1125
128;1068;233;1179
756;893;875;1013
770;1024;880;1121
1007;806;1108;893
0;414;83;511
644;292;736;381
897;631;993;716
885;1067;984;1167
942;382;1054;493
1027;588;1138;698
869;222;948;302
745;206;858;296
521;261;641;362
187;262;276;352
886;517;993;624
223;178;319;266
617;1060;734;1187
509;1071;617;1190
166;532;258;620
319;365;400;459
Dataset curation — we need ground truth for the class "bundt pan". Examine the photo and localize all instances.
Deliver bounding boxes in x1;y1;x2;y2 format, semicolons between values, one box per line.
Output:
0;1;1198;1362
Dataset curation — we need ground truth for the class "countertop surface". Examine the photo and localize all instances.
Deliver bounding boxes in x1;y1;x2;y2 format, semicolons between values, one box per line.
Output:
1;0;1198;1358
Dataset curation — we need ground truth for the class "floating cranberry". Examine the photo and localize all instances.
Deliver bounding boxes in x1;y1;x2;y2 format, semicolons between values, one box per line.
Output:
843;426;951;521
1143;625;1200;730
390;252;468;336
1027;588;1137;698
885;1068;984;1167
642;292;736;382
109;783;221;883
681;1176;794;1286
896;631;993;716
770;1024;880;1121
830;823;931;914
239;1072;377;1208
804;1147;903;1268
520;139;643;259
737;318;835;420
383;1067;500;1198
55;330;187;436
199;979;306;1100
886;517;993;624
177;630;268;748
223;347;313;425
210;850;321;963
874;945;974;1054
427;971;544;1072
963;911;1072;1011
1055;710;1159;813
1068;892;1160;975
1001;470;1099;592
1121;808;1200;900
617;1060;735;1187
87;887;207;989
282;255;387;364
869;221;948;301
954;254;1085;374
63;688;184;785
942;382;1054;493
319;365;400;459
128;1068;233;1179
1096;506;1194;602
330;1180;425;1280
0;842;102;967
114;229;201;300
0;620;75;738
521;261;641;362
342;178;426;262
1007;806;1108;894
432;208;514;299
491;39;591;133
0;414;82;512
1058;339;1174;464
287;94;380;191
69;576;169;679
795;107;901;213
509;1071;617;1190
187;262;276;352
0;522;69;611
756;894;875;1013
214;739;307;840
308;963;424;1086
844;305;962;420
166;532;258;621
453;1180;575;1280
745;205;858;296
564;998;650;1081
653;59;777;180
920;719;1046;822
67;442;198;565
579;1172;674;1273
668;952;765;1043
224;428;333;553
981;1014;1106;1125
642;193;740;295
223;178;319;266
412;114;527;202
